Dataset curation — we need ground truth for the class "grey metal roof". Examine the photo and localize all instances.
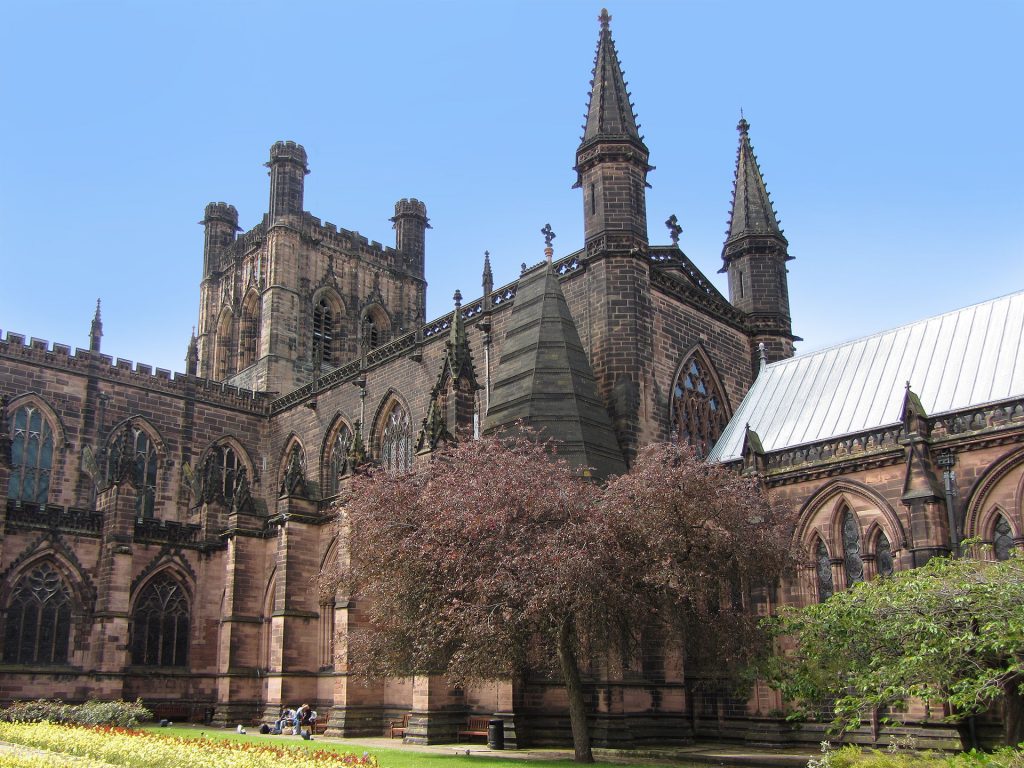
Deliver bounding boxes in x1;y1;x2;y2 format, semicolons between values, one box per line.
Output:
708;290;1024;463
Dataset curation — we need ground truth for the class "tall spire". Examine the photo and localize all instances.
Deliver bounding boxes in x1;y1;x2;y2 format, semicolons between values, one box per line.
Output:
89;299;103;353
725;117;785;244
481;250;493;298
185;328;198;376
581;9;643;147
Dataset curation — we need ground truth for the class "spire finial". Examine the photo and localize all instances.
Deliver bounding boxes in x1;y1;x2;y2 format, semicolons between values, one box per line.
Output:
89;298;104;353
541;223;556;263
737;111;749;136
453;289;462;309
482;250;494;297
665;214;682;245
598;8;611;30
758;342;767;371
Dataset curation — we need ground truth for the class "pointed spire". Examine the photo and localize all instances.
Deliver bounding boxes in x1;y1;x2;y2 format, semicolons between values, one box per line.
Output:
185;327;198;376
482;250;493;298
725;116;785;244
448;289;471;378
89;299;103;353
580;9;644;147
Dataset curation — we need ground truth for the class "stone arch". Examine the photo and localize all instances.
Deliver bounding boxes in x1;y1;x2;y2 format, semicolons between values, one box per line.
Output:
128;565;193;668
195;436;255;508
668;345;732;457
278;434;309;497
214;305;235;381
238;289;261;370
962;444;1024;541
370;390;412;473
6;392;69;450
5;394;66;505
795;479;907;554
361;303;391;350
104;416;163;518
320;413;355;496
107;414;166;454
198;435;255;476
257;566;277;672
312;286;345;366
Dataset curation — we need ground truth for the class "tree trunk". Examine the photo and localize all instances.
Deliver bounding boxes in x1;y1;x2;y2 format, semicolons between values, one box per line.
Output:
1003;674;1024;747
556;618;593;763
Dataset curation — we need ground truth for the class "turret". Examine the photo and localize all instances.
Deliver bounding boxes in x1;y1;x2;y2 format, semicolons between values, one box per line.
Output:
720;116;796;366
266;140;308;221
201;202;239;276
390;198;430;280
574;8;652;253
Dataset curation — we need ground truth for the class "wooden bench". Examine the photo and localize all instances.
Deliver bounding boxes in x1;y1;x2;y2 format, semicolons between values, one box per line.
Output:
456;716;490;742
311;717;328;735
388;712;409;738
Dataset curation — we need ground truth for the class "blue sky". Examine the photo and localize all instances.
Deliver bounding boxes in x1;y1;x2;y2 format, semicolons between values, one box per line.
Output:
2;0;1022;375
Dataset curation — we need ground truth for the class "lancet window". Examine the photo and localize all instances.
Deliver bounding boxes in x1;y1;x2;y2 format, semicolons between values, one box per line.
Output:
670;354;728;457
328;423;352;494
3;563;72;665
380;403;412;474
841;508;864;586
815;538;833;602
130;575;190;667
993;515;1014;561
7;404;55;505
313;298;335;365
876;531;895;577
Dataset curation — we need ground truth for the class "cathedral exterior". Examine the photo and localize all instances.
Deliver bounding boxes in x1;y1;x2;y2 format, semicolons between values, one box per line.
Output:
1;11;1021;747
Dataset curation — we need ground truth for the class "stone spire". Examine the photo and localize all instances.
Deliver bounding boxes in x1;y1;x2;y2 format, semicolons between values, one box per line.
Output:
89;299;103;353
185;328;198;376
580;9;644;147
484;257;627;481
724;117;785;246
482;250;493;298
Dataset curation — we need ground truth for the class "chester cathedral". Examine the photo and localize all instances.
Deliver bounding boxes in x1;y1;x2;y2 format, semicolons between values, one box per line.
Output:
1;10;1021;749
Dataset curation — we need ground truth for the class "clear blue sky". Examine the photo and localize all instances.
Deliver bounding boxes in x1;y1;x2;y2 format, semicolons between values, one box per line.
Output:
2;0;1022;375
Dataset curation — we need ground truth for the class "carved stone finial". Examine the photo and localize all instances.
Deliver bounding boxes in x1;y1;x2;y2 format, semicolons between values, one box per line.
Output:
453;289;462;309
541;223;556;249
598;8;611;29
665;214;682;245
737;115;749;136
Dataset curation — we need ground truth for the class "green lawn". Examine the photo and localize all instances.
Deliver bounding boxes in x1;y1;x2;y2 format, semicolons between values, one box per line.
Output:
143;725;602;768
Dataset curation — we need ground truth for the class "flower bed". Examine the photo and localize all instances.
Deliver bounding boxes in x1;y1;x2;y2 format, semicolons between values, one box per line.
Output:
0;722;378;768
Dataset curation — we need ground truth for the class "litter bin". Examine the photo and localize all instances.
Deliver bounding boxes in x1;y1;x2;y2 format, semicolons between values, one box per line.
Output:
487;719;504;750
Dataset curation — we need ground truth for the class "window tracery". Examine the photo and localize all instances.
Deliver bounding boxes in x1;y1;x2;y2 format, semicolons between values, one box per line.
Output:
380;403;412;474
670;354;728;457
993;515;1014;561
3;562;72;665
130;575;190;667
8;404;55;505
328;423;352;494
815;537;833;602
108;425;158;518
841;508;864;586
876;530;894;577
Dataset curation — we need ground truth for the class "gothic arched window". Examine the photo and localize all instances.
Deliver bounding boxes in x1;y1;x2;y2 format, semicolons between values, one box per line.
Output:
670;354;728;457
328;423;352;495
841;509;864;586
238;293;260;369
130;575;190;667
219;445;240;503
994;515;1014;561
3;563;72;665
108;426;158;518
815;537;833;603
313;298;335;365
380;403;412;474
876;530;895;577
214;309;234;381
7;404;55;505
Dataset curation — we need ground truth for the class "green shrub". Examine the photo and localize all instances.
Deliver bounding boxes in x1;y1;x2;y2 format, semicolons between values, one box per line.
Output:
811;742;1023;768
0;698;152;727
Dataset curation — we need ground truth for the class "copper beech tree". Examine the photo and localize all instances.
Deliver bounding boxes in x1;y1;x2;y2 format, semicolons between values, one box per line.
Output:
324;435;792;763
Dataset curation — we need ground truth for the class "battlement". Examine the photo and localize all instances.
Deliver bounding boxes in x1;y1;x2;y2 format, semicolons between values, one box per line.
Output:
393;198;427;218
268;140;308;167
203;201;239;226
0;329;270;413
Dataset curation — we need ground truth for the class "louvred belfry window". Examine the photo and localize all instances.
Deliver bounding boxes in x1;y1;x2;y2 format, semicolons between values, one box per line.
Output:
313;299;335;365
7;404;55;505
3;563;72;665
670;355;728;457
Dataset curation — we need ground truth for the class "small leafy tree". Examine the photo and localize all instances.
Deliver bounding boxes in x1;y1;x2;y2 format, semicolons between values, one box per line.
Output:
762;553;1024;748
325;436;791;762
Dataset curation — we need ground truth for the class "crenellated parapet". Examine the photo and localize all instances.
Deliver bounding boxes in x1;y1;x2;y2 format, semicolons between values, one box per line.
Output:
0;330;270;413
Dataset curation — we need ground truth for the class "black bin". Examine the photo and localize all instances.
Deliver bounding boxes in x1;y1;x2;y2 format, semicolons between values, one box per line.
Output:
487;719;504;750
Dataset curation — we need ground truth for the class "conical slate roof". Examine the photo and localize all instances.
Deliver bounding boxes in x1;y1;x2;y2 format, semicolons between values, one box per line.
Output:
484;262;627;480
580;9;644;147
725;118;785;244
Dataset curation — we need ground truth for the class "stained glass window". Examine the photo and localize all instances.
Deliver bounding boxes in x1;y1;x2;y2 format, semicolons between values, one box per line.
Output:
380;403;411;474
328;424;352;494
108;427;158;518
3;563;72;665
816;538;833;602
313;299;335;365
994;515;1014;561
876;531;894;577
842;509;864;586
130;576;190;667
670;355;728;458
217;445;240;502
8;405;55;504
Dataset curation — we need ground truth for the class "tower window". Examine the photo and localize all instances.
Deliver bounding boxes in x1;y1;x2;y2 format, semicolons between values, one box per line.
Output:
7;404;55;505
313;298;335;365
